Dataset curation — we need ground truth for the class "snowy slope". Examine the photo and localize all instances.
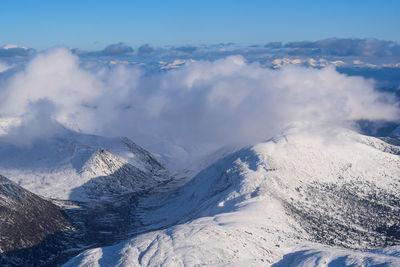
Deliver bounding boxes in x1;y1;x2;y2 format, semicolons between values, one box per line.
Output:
0;128;167;201
64;127;400;266
0;174;71;253
273;244;400;266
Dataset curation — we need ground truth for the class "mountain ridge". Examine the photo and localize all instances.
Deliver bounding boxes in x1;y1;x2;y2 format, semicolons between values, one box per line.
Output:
0;174;71;253
0;128;167;201
63;127;400;266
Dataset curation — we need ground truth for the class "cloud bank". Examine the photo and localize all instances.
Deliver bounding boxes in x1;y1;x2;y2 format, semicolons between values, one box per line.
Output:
137;44;154;56
0;47;398;161
0;45;35;58
101;42;134;56
285;38;400;57
74;43;134;57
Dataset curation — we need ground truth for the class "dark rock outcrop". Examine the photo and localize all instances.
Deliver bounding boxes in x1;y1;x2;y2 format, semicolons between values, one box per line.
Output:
0;175;71;253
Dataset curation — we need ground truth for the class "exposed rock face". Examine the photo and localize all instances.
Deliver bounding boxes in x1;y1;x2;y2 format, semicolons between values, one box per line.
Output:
0;175;71;253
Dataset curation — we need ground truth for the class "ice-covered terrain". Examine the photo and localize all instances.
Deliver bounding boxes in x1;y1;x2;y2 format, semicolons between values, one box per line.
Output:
0;126;167;201
64;126;400;266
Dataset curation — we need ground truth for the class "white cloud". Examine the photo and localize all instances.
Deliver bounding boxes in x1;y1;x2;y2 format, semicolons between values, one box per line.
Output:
0;47;398;159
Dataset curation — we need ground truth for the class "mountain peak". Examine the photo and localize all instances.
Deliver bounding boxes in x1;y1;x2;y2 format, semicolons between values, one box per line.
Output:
0;129;168;201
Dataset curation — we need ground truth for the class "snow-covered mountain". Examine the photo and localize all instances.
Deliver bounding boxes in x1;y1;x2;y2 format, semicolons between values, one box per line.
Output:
0;128;167;201
64;127;400;266
0;174;71;253
273;245;400;266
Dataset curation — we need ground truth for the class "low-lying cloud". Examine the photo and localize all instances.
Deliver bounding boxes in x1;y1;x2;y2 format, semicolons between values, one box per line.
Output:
0;47;398;161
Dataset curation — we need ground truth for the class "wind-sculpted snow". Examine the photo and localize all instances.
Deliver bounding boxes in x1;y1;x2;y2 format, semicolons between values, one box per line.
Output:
0;128;166;201
64;127;400;266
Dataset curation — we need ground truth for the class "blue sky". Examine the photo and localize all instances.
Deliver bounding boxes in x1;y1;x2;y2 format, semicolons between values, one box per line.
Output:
1;0;399;50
